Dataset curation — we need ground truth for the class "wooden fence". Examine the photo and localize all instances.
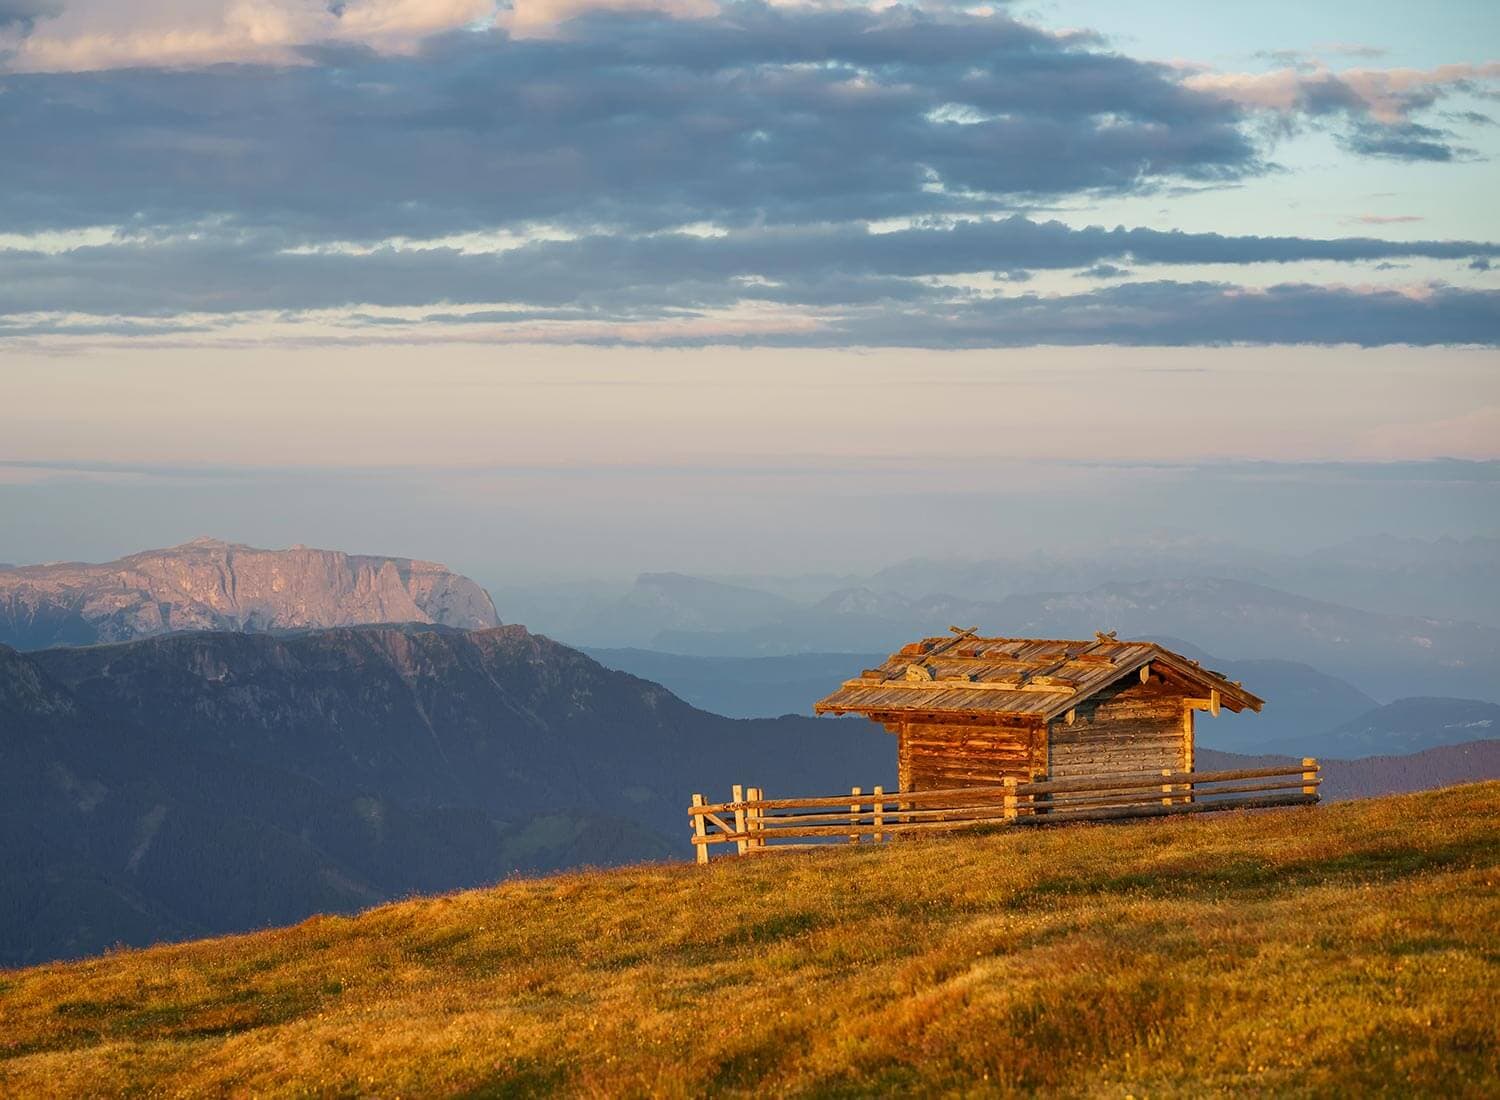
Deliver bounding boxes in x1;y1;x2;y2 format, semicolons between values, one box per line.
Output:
688;760;1320;863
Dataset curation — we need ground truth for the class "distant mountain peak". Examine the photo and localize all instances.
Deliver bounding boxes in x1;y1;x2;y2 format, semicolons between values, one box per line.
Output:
816;586;904;616
0;541;500;650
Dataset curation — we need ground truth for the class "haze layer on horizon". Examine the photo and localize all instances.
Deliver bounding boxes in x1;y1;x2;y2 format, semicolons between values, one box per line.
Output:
4;344;1497;582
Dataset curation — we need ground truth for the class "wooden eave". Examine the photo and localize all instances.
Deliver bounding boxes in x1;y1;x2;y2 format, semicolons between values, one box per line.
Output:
813;631;1264;724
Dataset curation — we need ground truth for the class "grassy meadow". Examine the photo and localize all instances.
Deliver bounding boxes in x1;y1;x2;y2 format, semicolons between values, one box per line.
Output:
2;783;1497;1098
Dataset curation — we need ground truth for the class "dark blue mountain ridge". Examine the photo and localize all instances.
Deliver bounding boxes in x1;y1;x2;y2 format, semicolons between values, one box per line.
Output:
0;625;888;967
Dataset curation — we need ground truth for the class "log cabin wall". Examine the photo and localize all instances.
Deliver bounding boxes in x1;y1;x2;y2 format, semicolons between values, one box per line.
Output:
896;717;1045;791
1046;676;1190;780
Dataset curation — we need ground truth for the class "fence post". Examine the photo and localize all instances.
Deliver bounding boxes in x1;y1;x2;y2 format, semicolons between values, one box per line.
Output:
732;784;747;856
691;793;709;865
873;785;885;843
1162;769;1175;806
849;786;862;843
1003;776;1018;822
748;786;763;850
1302;758;1318;799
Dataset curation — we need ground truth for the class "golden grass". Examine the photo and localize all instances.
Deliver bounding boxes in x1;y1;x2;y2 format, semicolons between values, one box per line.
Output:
3;783;1498;1098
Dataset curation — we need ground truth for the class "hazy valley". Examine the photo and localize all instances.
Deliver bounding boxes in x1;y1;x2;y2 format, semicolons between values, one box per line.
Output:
498;541;1500;703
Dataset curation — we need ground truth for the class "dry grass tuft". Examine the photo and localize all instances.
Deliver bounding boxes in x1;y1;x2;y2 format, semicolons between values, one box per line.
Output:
2;783;1497;1097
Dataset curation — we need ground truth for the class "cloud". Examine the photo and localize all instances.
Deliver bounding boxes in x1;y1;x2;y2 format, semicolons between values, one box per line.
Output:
0;5;1258;238
1;0;718;74
1344;120;1460;162
1351;214;1423;225
4;218;1497;319
16;280;1499;349
1256;44;1388;67
1184;61;1500;160
3;222;1498;347
774;282;1500;350
1316;43;1388;61
1184;62;1500;124
0;0;58;31
2;0;492;71
503;0;718;38
2;3;1496;350
335;0;494;41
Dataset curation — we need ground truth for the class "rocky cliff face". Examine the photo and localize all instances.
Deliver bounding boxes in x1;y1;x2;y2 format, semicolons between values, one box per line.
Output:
0;538;499;649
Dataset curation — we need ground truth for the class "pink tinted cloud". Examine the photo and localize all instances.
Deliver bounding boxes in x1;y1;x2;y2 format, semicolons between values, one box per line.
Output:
0;0;731;70
3;0;493;72
502;0;717;38
1184;61;1500;125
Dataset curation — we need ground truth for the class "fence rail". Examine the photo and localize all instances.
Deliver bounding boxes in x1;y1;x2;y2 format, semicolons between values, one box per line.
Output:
688;760;1320;862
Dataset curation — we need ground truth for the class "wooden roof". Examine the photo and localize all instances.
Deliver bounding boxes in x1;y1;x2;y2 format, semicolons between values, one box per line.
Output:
813;629;1263;723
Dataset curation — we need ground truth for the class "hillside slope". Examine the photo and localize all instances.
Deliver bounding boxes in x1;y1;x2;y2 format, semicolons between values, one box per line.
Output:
1;785;1494;1098
0;538;499;649
0;626;890;966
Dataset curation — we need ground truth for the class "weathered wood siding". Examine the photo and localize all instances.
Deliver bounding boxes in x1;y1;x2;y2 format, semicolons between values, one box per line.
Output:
898;720;1042;792
1046;678;1189;780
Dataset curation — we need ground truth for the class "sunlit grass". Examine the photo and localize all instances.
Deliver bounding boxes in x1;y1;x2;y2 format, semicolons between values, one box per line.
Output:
2;783;1496;1097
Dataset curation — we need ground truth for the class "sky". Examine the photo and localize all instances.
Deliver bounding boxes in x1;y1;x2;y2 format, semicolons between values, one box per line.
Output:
1;0;1497;578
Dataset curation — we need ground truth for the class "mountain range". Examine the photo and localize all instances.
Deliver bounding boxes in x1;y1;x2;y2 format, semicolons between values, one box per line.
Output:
1197;742;1500;802
535;571;1500;702
861;534;1500;628
1273;696;1499;758
494;533;1500;639
0;624;885;967
0;538;499;650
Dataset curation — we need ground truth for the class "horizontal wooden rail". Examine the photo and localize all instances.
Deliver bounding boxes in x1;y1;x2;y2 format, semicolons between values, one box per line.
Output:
748;804;1015;827
689;761;1320;862
690;786;1007;814
692;817;1013;845
1013;793;1316;825
1015;765;1313;796
1026;777;1320;811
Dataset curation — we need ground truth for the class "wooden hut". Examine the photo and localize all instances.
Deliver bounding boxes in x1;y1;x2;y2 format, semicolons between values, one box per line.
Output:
814;629;1262;791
